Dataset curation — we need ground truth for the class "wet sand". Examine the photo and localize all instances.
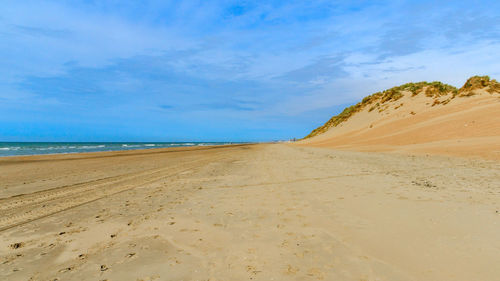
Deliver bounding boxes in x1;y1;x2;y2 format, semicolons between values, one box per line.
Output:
1;144;499;280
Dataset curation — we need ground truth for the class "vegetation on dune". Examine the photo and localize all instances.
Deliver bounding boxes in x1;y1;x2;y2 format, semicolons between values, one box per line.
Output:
459;75;500;95
305;103;363;138
303;76;497;139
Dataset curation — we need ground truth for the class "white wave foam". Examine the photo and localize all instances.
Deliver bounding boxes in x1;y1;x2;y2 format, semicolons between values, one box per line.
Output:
122;144;141;148
78;145;106;149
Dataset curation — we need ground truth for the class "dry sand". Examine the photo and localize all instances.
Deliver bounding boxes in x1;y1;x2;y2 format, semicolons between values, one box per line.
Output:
299;89;500;160
1;144;499;280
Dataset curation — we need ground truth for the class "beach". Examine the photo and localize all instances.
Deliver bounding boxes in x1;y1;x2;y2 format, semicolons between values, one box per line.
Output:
1;144;499;280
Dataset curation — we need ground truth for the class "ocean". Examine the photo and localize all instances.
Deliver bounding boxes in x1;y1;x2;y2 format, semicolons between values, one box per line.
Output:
0;142;235;157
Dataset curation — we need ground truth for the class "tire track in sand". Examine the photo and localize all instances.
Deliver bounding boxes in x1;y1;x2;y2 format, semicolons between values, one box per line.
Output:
0;154;227;231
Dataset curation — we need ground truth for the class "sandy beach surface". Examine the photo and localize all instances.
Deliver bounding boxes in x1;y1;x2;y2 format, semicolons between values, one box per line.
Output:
1;144;499;280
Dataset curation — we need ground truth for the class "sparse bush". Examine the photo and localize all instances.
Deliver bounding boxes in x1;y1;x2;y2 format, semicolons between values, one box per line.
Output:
459;75;499;95
441;98;451;105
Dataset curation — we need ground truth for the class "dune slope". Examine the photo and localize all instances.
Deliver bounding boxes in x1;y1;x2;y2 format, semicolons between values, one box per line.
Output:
299;76;500;159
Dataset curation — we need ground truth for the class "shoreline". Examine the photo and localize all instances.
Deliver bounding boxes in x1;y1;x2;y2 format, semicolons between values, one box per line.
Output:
0;143;254;161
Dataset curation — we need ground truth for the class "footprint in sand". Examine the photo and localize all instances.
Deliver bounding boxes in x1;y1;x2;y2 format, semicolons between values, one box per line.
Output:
59;266;74;273
307;267;325;280
10;242;24;249
285;264;300;275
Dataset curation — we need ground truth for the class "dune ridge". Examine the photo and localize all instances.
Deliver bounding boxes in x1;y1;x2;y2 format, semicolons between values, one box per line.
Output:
300;76;500;159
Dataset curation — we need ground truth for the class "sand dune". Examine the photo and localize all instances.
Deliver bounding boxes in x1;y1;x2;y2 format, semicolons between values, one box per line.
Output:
1;144;499;280
299;76;500;159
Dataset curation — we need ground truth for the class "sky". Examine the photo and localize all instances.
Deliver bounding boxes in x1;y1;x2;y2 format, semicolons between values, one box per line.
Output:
0;0;499;142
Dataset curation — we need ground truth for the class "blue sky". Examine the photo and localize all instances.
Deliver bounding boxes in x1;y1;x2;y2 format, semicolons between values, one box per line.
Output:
1;0;499;142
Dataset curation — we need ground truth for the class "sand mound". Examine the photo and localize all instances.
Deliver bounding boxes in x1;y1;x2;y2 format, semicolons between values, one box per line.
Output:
299;76;500;159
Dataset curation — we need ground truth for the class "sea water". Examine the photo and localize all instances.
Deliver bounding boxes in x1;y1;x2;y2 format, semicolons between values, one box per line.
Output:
0;142;235;157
